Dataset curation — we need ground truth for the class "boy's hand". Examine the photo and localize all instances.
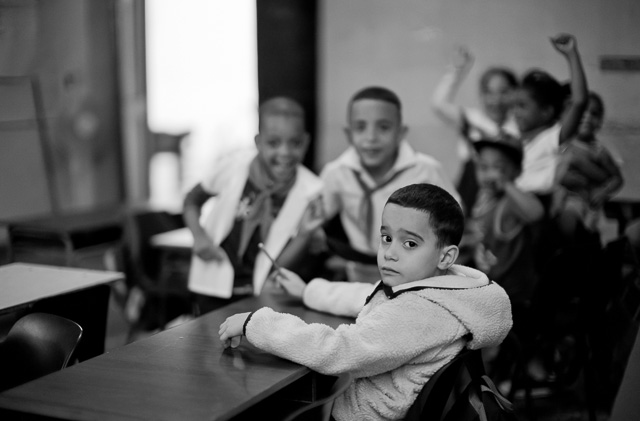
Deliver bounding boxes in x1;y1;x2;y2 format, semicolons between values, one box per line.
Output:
219;312;251;349
193;234;225;261
274;268;306;299
452;46;474;72
550;33;577;56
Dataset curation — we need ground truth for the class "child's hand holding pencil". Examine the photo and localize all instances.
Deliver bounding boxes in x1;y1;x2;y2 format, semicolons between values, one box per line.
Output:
258;243;306;298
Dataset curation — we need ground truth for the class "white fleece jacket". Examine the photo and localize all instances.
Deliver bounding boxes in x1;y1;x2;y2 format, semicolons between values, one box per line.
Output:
244;265;512;421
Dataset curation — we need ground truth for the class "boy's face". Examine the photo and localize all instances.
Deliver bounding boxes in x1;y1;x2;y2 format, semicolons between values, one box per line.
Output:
512;89;552;134
577;98;604;140
481;74;513;123
475;147;520;194
345;99;407;176
255;115;309;183
377;204;447;287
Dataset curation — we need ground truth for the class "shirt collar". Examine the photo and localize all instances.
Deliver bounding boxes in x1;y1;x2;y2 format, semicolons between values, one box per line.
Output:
338;140;417;185
364;265;490;305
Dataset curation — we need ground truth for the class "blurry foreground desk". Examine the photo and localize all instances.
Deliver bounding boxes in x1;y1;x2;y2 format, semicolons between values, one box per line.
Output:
0;263;123;360
0;292;353;421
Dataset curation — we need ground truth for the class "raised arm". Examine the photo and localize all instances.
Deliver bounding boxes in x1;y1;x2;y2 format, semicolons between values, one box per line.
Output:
551;34;588;145
183;183;225;261
503;180;544;224
431;47;474;130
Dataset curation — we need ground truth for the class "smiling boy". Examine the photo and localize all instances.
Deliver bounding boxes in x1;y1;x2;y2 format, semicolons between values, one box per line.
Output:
321;87;460;283
183;97;323;314
219;184;512;421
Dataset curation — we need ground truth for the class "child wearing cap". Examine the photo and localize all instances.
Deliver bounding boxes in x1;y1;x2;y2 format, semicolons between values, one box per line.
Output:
465;135;544;311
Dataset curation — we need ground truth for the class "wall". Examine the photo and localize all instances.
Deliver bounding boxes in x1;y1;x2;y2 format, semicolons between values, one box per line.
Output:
317;0;640;197
0;0;122;216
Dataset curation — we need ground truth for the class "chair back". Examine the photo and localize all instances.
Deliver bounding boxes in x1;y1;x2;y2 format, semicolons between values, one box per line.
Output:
282;372;353;421
0;312;83;391
403;349;471;421
404;349;517;421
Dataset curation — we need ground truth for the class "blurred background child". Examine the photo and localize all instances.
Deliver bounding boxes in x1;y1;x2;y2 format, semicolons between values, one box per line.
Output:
512;33;588;211
463;135;543;319
321;86;460;284
554;91;624;244
432;46;519;214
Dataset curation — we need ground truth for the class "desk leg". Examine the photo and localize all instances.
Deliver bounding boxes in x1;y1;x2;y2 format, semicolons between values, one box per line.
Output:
32;284;111;361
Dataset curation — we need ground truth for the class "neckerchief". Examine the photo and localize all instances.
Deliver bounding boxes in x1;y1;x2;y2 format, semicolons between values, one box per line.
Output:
237;157;296;257
352;168;408;245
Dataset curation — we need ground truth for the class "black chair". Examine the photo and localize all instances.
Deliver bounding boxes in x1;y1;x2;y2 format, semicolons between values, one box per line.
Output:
123;209;191;336
404;349;516;421
0;313;82;391
282;372;353;421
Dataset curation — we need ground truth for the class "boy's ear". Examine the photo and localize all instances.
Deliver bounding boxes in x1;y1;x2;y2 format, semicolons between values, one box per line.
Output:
301;132;311;153
399;125;408;141
438;245;459;270
343;127;353;145
254;133;261;147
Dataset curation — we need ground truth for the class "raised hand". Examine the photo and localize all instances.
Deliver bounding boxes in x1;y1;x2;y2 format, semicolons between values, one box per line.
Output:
452;45;474;72
550;33;578;56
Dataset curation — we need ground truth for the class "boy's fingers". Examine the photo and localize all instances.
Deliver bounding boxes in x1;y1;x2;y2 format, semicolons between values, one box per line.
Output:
230;337;241;348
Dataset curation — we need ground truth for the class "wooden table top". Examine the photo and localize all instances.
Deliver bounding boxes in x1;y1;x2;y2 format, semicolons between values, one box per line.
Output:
150;227;193;250
0;292;353;421
0;263;123;313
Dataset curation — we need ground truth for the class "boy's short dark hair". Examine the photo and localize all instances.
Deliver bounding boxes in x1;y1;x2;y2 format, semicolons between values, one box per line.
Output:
473;134;523;170
259;96;305;131
386;184;464;248
520;69;564;121
348;86;402;122
479;67;518;93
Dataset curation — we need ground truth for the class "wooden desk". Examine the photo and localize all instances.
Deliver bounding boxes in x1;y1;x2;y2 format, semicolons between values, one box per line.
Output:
150;227;193;250
0;263;123;360
0;293;353;421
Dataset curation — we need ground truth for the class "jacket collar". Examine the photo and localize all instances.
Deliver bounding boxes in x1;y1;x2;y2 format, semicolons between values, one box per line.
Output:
364;265;490;305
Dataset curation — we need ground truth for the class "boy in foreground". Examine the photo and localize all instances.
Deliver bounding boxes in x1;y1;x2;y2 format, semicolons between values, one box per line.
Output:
219;183;512;421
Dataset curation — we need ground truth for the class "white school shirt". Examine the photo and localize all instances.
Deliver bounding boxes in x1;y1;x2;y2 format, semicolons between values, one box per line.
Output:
189;147;323;298
321;140;460;255
516;124;562;194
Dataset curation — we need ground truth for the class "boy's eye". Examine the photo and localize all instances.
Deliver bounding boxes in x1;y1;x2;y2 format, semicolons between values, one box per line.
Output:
288;138;303;148
404;240;418;249
381;234;391;244
266;138;281;148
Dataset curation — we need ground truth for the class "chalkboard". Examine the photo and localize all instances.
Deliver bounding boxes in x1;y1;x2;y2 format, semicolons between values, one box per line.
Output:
0;76;55;220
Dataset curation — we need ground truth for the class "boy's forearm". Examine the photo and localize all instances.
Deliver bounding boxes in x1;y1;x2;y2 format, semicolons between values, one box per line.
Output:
182;185;211;238
568;50;588;107
431;67;466;127
504;182;544;223
560;49;588;143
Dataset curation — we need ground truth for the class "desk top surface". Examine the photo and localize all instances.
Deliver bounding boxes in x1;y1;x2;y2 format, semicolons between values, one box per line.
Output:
0;263;123;312
150;227;193;249
0;293;353;421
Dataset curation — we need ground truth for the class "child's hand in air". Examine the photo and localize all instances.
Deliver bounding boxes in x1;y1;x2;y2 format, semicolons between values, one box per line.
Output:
219;312;251;349
550;33;578;56
274;268;307;299
452;46;474;72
